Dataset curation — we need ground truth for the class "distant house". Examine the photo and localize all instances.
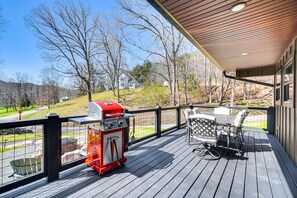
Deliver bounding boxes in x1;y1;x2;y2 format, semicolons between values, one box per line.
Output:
104;73;142;90
128;79;142;89
163;81;169;87
119;73;130;89
59;96;69;102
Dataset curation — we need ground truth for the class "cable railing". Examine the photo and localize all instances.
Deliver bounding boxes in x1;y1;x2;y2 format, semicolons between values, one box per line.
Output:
0;105;274;193
192;105;269;131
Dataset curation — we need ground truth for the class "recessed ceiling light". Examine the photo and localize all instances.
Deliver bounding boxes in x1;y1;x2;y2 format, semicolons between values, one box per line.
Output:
241;52;248;56
231;2;247;13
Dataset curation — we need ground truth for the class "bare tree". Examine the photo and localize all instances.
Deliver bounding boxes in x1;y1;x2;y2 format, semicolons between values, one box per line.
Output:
40;66;61;108
119;0;184;105
25;1;99;102
96;17;126;102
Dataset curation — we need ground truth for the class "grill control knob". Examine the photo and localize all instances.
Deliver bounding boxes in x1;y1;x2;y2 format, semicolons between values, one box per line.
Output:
108;123;114;129
118;121;124;126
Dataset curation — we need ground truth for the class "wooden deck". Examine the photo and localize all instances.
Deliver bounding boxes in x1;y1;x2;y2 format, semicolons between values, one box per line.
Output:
3;128;297;198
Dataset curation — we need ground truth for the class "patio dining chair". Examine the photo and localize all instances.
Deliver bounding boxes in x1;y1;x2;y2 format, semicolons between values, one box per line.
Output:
221;110;248;152
239;109;249;141
189;114;221;159
193;107;201;114
184;109;195;144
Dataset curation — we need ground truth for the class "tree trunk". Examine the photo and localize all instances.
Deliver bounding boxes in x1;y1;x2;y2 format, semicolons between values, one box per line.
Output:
231;79;235;106
243;82;247;100
208;62;212;103
208;78;212;103
86;81;92;102
204;57;207;95
219;73;224;105
117;75;120;103
184;65;188;104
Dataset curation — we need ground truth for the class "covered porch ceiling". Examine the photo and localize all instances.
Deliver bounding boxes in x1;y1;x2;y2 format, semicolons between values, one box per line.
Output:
148;0;297;76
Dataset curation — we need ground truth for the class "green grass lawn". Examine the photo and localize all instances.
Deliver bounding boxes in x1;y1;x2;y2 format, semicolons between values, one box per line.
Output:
130;126;155;139
0;107;36;118
129;126;167;141
243;120;267;130
23;88;144;120
0;133;43;143
0;146;23;153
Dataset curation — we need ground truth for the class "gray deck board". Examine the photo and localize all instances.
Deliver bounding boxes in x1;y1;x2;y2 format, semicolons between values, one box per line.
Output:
95;141;193;197
68;131;187;198
199;151;229;198
169;157;209;198
254;132;273;198
136;151;194;198
112;147;200;198
214;153;237;198
244;131;258;198
124;146;195;198
229;132;248;198
268;133;297;197
258;132;288;198
2;128;297;198
184;155;219;197
154;154;201;198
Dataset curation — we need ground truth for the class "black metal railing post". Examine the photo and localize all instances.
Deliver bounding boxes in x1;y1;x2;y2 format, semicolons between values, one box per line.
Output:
155;106;162;137
124;109;130;151
44;113;61;182
267;106;275;134
176;105;181;129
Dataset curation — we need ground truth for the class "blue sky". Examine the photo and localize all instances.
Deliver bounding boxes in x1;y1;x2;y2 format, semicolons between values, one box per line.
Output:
0;0;116;83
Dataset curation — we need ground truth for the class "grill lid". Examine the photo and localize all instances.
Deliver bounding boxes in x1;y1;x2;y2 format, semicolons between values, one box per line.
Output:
89;101;124;120
69;101;133;125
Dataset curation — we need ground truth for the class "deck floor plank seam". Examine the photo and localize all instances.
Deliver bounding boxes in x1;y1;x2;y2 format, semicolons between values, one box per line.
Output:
154;154;202;198
258;132;288;198
254;132;273;198
69;140;190;198
267;134;297;197
214;152;238;198
111;156;199;198
95;143;195;198
137;151;196;198
63;133;188;197
169;156;210;198
199;150;230;198
184;153;221;197
244;131;258;198
269;134;297;187
229;131;249;198
16;131;187;198
122;145;196;198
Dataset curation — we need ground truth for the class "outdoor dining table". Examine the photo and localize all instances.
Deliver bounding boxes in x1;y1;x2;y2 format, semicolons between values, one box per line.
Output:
205;113;237;150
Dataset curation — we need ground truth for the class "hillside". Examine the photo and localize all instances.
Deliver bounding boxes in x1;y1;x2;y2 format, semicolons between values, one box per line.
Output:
22;82;272;120
0;79;75;108
23;88;145;119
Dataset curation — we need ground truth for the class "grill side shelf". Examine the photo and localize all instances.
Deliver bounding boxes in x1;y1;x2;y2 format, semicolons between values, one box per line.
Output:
69;117;102;124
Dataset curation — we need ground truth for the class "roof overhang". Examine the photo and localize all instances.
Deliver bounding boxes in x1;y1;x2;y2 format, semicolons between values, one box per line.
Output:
147;0;297;76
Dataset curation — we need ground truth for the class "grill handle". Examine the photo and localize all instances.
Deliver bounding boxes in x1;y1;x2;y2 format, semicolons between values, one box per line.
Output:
105;113;125;117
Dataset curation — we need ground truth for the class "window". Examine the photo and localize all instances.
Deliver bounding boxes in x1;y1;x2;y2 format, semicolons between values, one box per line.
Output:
283;62;293;102
275;70;281;102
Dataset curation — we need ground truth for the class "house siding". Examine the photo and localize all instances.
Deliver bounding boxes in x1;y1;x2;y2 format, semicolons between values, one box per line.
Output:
275;37;297;165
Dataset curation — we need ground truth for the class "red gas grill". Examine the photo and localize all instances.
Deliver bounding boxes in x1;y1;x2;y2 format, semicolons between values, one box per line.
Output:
70;101;131;174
